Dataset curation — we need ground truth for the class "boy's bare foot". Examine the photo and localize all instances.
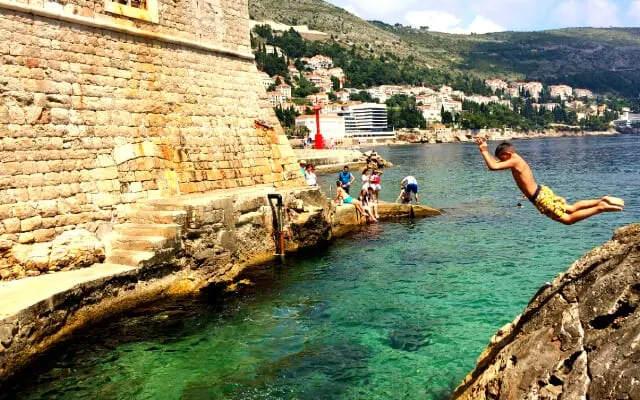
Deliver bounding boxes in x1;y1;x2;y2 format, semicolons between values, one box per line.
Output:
599;202;623;212
602;196;625;207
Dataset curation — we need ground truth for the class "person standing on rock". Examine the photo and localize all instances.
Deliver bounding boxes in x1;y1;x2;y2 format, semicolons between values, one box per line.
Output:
305;164;318;186
400;176;420;204
299;160;307;179
338;166;355;194
474;137;624;224
370;169;383;202
361;167;372;192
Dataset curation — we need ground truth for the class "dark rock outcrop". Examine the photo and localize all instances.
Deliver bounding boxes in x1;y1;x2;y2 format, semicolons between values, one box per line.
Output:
454;224;640;400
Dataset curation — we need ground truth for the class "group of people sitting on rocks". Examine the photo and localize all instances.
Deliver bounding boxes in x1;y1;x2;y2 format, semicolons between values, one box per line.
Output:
331;165;382;222
334;179;379;223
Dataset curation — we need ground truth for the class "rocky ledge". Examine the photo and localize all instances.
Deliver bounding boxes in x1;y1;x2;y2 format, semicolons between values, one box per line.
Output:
453;223;640;400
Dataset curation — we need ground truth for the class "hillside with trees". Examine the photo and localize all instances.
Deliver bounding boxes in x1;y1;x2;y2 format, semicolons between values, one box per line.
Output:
249;0;640;98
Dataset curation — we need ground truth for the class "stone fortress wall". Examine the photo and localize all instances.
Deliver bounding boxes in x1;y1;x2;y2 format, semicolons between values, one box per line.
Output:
0;0;304;280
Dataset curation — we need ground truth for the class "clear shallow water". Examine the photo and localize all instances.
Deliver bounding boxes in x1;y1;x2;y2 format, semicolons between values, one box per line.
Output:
5;136;640;400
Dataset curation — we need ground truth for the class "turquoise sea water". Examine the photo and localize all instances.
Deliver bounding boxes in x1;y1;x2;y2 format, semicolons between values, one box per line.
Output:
4;136;640;399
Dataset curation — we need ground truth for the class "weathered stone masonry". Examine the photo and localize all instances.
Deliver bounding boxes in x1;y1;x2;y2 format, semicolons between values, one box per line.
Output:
0;0;304;280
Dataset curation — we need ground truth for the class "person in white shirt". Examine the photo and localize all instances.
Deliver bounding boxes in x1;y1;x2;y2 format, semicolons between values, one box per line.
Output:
361;167;372;192
305;165;318;186
400;176;419;204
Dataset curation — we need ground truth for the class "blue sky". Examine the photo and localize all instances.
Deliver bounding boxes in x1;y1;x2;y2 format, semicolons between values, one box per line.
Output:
326;0;640;33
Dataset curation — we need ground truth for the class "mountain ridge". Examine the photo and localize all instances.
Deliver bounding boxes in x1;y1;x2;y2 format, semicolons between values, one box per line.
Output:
249;0;640;96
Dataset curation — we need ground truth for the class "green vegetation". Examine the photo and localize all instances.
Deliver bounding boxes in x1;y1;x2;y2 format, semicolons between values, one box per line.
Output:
249;0;640;98
459;99;619;131
386;95;426;129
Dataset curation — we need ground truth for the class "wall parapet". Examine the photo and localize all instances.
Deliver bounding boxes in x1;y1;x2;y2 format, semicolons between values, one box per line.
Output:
0;0;255;61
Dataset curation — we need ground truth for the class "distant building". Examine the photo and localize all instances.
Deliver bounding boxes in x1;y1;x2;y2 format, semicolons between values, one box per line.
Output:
295;115;346;139
614;108;640;133
440;85;453;94
282;102;307;114
573;88;594;99
267;91;286;107
532;103;560;112
418;105;442;123
338;103;395;140
321;103;344;115
265;45;283;55
334;91;351;102
306;93;330;105
366;87;388;103
523;82;544;99
300;55;334;70
305;74;329;86
258;72;275;90
276;84;291;100
512;82;543;99
505;87;520;98
288;65;301;77
485;79;508;92
549;85;573;100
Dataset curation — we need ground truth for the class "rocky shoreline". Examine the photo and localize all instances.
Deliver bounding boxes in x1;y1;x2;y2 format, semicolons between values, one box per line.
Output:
453;224;640;399
394;128;619;145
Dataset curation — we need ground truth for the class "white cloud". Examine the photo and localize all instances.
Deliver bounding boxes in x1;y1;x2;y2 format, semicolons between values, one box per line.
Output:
553;0;583;26
631;1;640;20
405;10;462;32
342;4;361;18
465;15;505;34
552;0;621;27
336;0;417;16
405;10;504;34
585;0;621;26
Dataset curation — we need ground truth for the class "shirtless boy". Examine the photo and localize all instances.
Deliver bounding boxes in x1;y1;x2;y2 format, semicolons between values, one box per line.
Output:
475;137;624;225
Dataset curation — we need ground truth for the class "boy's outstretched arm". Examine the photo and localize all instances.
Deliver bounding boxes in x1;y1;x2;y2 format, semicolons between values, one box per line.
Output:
475;137;516;171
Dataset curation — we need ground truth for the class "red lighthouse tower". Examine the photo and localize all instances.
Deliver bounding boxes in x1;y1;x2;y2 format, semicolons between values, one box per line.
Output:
313;98;324;149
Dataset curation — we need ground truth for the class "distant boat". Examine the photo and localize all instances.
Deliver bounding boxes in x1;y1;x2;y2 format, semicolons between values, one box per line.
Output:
614;112;640;134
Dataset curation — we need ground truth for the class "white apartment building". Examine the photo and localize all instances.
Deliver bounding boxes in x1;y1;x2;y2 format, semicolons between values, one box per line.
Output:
258;72;275;90
512;82;543;99
338;103;395;140
419;106;442;123
366;87;388;103
334;91;351;102
300;55;334;70
532;103;560;112
267;91;286;107
276;84;291;100
306;93;330;105
549;85;573;100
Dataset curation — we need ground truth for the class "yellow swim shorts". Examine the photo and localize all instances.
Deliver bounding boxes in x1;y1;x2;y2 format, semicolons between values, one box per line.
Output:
533;185;567;221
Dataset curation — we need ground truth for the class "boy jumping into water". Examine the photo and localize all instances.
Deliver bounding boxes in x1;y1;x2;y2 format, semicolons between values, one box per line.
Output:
474;137;624;225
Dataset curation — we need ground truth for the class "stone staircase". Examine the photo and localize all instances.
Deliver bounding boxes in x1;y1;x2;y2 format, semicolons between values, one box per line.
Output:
104;206;187;268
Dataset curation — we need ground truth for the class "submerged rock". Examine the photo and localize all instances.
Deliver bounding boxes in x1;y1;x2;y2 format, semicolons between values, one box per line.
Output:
453;224;640;399
387;322;432;352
